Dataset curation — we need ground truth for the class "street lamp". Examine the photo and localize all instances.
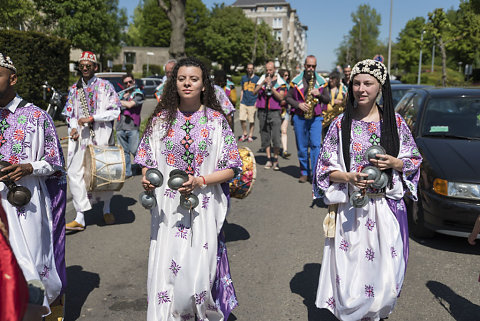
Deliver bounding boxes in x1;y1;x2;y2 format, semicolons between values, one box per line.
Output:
146;51;154;75
417;30;426;85
387;0;393;75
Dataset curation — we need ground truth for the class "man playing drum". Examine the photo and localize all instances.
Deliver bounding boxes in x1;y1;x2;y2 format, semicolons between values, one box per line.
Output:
63;51;121;231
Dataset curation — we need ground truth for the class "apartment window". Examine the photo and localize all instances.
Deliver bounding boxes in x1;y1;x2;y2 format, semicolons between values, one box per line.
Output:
257;18;264;24
250;8;256;12
275;6;282;11
275;30;282;41
273;17;282;29
124;52;136;64
264;6;267;11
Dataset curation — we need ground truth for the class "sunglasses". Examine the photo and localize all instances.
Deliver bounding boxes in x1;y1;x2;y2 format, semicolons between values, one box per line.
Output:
305;64;316;68
123;80;134;85
79;64;93;70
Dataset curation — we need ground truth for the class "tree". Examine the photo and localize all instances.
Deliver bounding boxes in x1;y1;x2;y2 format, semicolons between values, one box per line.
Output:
426;8;463;86
396;17;428;73
158;0;187;59
0;0;37;30
203;5;280;71
337;4;381;66
35;0;127;69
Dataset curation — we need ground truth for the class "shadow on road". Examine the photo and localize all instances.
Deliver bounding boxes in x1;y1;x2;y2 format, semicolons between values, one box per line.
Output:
84;195;137;227
65;265;100;320
290;263;339;321
279;164;300;179
255;154;269;166
426;280;480;321
409;232;480;256
224;220;250;242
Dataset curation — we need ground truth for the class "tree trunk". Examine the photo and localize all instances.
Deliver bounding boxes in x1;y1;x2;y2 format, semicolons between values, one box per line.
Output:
439;36;447;87
158;0;186;59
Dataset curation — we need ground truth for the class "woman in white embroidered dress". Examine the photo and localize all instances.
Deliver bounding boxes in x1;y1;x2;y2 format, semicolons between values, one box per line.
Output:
135;57;242;321
313;59;422;321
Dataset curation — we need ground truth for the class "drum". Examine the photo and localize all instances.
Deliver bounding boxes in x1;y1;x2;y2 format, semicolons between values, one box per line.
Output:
84;144;126;192
229;146;256;199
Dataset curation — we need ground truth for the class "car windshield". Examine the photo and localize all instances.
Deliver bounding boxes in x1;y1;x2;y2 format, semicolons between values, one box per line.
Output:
421;97;480;139
392;89;410;107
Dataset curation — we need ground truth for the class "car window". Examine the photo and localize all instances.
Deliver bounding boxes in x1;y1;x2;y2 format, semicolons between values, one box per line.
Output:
146;80;154;86
421;97;480;138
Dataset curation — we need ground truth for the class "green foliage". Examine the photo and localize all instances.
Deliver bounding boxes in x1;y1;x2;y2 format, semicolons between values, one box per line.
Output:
0;30;70;109
402;66;466;86
126;0;209;56
336;4;381;66
0;0;37;29
34;0;128;69
142;64;163;77
396;17;429;73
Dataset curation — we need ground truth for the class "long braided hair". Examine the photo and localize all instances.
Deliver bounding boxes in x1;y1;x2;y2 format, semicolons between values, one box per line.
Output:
341;64;399;185
143;57;224;137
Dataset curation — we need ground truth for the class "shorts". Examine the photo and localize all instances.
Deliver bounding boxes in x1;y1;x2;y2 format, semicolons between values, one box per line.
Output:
239;103;257;123
257;109;282;149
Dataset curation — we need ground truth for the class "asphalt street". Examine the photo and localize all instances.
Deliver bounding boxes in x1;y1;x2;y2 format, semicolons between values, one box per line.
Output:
57;98;480;321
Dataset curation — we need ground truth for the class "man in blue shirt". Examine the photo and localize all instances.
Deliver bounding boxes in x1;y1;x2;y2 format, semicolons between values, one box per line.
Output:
239;63;259;142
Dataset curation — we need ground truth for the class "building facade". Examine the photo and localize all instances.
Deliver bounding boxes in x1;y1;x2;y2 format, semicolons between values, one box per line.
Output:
232;0;307;70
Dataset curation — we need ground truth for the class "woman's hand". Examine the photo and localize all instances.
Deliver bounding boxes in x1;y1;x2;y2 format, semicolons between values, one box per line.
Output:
141;175;156;191
347;172;374;189
178;175;202;195
370;154;404;172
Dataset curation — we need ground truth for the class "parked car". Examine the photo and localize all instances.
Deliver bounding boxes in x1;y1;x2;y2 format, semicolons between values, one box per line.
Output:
395;87;480;238
140;78;162;98
95;72;144;96
391;84;431;108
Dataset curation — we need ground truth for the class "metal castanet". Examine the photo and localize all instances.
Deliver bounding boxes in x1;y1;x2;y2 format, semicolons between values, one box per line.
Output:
0;161;32;207
139;168;164;209
364;145;386;163
350;190;369;208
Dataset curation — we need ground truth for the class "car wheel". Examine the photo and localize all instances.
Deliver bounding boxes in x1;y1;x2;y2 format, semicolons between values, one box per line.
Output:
409;197;435;238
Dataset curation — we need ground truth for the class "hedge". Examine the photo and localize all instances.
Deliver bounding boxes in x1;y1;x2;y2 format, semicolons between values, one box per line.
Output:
0;30;70;109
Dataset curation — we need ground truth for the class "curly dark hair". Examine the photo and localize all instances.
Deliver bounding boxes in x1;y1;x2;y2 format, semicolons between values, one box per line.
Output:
144;57;224;137
341;75;399;186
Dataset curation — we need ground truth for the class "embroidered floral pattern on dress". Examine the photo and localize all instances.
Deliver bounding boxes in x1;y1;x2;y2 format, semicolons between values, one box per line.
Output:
326;297;336;309
203;243;208;250
365;248;375;261
164;188;177;199
339;238;350;252
228;295;238;309
202;195;210;209
169;259;181;276
336;274;341;285
175;224;190;239
391;246;398;258
194;291;207;304
365;284;375;298
221;273;233;289
39;265;50;280
157;291;171;304
0;103;64;169
365;218;376;231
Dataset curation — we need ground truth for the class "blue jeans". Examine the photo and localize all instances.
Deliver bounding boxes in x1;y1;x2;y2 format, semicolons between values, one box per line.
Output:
293;114;323;177
116;129;140;176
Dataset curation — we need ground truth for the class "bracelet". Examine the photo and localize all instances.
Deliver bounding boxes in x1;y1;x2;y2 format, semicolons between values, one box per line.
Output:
199;176;207;189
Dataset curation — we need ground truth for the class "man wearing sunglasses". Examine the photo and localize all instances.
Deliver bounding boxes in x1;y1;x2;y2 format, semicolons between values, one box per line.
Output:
286;55;329;183
63;51;121;231
116;73;144;178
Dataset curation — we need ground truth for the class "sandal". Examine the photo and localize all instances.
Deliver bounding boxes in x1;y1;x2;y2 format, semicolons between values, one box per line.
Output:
247;136;253;142
272;159;280;171
264;160;273;169
239;135;247;142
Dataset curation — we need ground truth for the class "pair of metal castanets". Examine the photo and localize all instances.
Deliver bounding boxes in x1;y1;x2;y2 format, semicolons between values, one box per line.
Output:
350;145;388;208
0;161;32;207
139;168;199;210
